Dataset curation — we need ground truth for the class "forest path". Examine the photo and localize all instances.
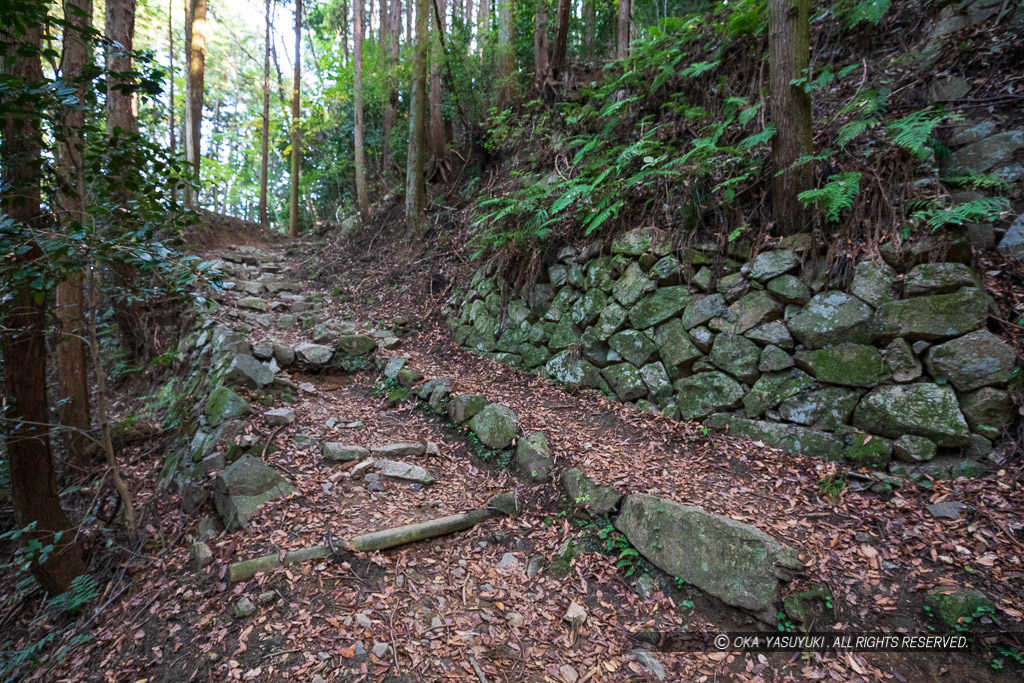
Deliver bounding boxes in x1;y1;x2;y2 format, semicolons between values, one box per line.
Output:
182;236;1019;682
56;237;1019;683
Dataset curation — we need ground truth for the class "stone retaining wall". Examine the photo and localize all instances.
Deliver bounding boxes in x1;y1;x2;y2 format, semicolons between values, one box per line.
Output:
445;227;1019;479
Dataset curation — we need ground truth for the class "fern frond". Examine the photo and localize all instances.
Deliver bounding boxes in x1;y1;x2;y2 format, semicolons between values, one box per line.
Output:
797;172;862;222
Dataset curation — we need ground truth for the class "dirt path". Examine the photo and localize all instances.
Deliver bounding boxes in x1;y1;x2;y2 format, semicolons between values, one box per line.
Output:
44;237;1024;682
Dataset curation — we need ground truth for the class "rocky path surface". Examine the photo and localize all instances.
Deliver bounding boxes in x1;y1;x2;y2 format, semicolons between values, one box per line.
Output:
52;239;1023;682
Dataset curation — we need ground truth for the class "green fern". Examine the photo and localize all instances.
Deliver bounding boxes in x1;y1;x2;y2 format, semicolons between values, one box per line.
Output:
912;196;1010;232
838;0;891;28
837;117;877;147
941;169;1011;192
887;107;957;161
798;172;862;222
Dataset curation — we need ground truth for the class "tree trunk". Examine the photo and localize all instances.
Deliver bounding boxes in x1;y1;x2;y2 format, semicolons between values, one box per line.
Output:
56;0;94;467
464;0;473;33
341;0;350;63
168;0;176;158
550;0;569;81
289;0;302;237
769;0;812;234
347;509;492;552
382;0;400;177
533;0;548;91
1;23;87;595
477;0;489;53
428;0;446;159
583;0;594;58
259;0;271;227
496;0;514;108
405;0;428;232
406;0;412;43
354;0;370;221
616;0;631;59
184;0;207;207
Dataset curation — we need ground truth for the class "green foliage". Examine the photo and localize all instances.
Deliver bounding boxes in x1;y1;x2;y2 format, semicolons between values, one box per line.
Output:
598;524;643;577
798;172;862;222
837;0;891;29
886;107;956;161
817;473;847;503
909;196;1010;233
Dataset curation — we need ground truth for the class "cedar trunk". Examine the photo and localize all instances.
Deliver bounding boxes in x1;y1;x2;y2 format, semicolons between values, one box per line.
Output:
354;0;370;221
616;0;631;59
184;0;207;207
382;0;401;176
583;0;594;57
533;0;548;91
2;24;87;594
496;0;514;108
56;0;94;466
289;0;303;236
550;0;570;80
769;0;813;234
259;0;271;227
428;0;446;159
405;0;428;231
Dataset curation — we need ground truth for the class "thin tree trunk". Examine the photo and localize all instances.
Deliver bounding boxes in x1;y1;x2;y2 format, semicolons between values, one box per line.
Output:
289;0;302;236
341;0;350;63
477;0;489;52
534;0;548;91
56;0;94;467
184;0;207;207
405;0;428;232
406;0;412;43
583;0;594;57
382;0;400;177
169;0;176;157
616;0;631;59
769;0;812;234
550;0;569;80
428;0;446;159
259;0;271;227
496;0;514;108
464;0;473;32
354;0;370;221
2;23;87;595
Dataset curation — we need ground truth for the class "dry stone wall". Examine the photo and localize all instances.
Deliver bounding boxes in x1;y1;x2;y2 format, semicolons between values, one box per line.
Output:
445;228;1019;480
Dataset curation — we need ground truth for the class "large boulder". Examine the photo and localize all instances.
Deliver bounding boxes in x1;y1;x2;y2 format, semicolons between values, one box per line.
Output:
788;291;874;348
468;404;519;449
628;286;691;330
516;432;553;483
680;293;726;330
614;494;802;615
948;129;1024;172
924;586;995;632
674;371;745;420
923;329;1016;392
853;384;970;447
448;393;487;424
593;302;629;340
872;287;989;343
214;455;296;531
709;333;761;384
794;344;891;388
766;274;811;306
704;414;846;461
336;334;377;356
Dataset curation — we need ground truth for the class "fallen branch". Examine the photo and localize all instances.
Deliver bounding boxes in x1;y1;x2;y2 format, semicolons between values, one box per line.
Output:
344;509;492;553
228;544;330;583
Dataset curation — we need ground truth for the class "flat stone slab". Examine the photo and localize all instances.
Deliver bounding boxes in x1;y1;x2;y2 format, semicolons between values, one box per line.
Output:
264;408;295;426
373;459;436;485
323;443;371;461
371;442;426;458
927;501;967;520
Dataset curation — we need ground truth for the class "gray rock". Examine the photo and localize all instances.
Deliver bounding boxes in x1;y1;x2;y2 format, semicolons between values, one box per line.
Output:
371;442;426;458
294;342;334;366
724;291;785;334
448;393;487;424
949;129;1024;172
205;386;253;425
709;333;761;384
545;286;581;322
214;455;296;531
629;286;691;330
680;293;726;330
748;250;799;282
264;408;296;426
788;291;874;348
547;316;581;350
602;363;650;402
997;214;1024;258
612;261;655;307
609;329;658;367
905;263;981;298
853;384;970;447
611;227;671;256
570;288;609;327
927;501;967;520
487;492;523;517
272;343;295;367
560;467;622;515
649;255;684;285
545;350;604;389
383;356;406;379
373;459;436;484
674;371;745;420
959;387;1015;434
468;404;519;449
704;414;846;461
777;387;861;431
794;344;891;387
745;321;795;350
743;369;815;418
614;494;802;615
191;541;214;570
884;338;922;383
689;326;714;353
516;432;553;483
632;650;667;681
497;552;520;572
258;590;277;604
767;274;811;306
234;597;256;618
225;354;275;388
965;433;993;459
640;362;673;400
322;442;370;462
874;286;990;343
691;266;713;292
251;343;273;360
237;296;269;312
924;586;994;632
653;319;702;379
717;272;750;303
593;302;629;340
759;345;794;373
850;261;897;308
924;329;1017;391
371;643;390;658
927;76;969;102
893;435;937;463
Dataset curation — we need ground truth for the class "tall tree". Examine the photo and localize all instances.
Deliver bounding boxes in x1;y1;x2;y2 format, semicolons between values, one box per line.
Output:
289;0;302;236
428;0;446;160
533;0;548;91
55;0;94;466
769;0;812;233
259;0;271;227
184;0;208;207
405;0;428;231
382;0;400;176
1;19;87;594
353;0;370;221
616;0;631;59
496;0;514;107
168;0;176;159
583;0;594;58
550;0;569;81
477;0;489;54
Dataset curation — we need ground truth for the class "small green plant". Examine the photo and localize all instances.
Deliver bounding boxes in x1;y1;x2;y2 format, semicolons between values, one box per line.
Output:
991;646;1023;671
955;604;997;634
598;524;643;577
673;576;686;590
817;473;847;503
777;612;797;633
798;172;862;222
